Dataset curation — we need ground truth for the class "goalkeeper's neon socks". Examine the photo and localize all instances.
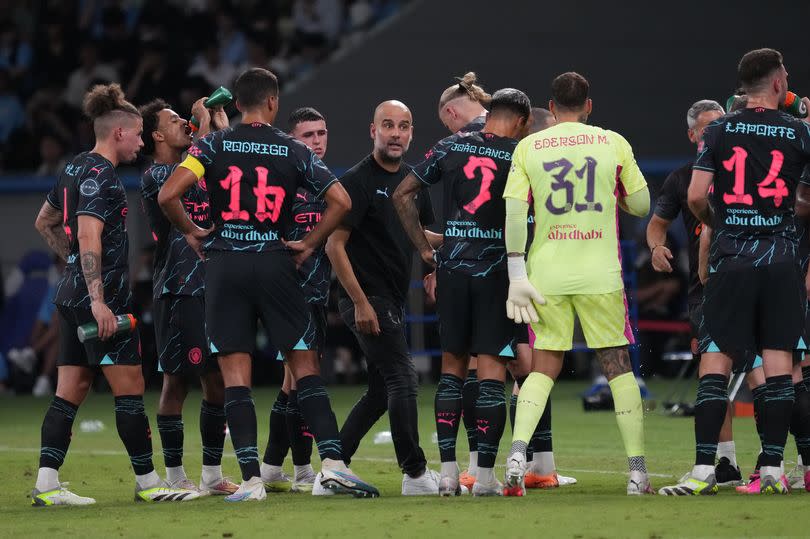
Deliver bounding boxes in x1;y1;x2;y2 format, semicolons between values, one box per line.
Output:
609;373;646;459
512;373;553;445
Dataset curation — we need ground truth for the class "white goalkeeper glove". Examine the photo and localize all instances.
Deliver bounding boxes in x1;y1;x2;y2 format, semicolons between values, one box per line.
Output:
506;256;545;324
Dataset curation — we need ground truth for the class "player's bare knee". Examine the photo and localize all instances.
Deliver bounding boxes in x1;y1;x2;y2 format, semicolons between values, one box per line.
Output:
746;366;765;389
159;374;188;412
477;355;507;381
595;346;632;381
55;377;92;406
55;366;94;404
441;352;468;378
103;365;145;396
287;350;320;380
698;352;733;378
200;371;225;405
217;353;252;387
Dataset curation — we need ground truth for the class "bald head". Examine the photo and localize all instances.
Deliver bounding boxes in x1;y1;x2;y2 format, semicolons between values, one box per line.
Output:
370;100;413;165
373;100;412;123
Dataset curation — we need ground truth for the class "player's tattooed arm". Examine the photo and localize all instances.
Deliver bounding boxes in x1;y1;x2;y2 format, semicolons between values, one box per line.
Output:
77;215;106;304
77;214;117;339
34;201;69;261
393;173;434;267
595;347;633;380
81;252;103;302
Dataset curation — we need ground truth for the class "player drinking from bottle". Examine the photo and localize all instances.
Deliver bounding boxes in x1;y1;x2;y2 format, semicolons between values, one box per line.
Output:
139;96;238;496
31;83;199;505
159;68;378;501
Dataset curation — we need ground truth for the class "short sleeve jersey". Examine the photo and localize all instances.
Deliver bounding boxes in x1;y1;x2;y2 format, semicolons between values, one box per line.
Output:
340;155;435;305
289;188;330;304
184;122;337;253
504;122;647;294
46;152;131;311
694;108;810;273
140;162;211;298
412;130;517;276
653;162;704;304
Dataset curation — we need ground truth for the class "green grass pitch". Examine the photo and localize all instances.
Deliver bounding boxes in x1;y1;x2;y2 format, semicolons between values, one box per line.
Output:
0;380;806;538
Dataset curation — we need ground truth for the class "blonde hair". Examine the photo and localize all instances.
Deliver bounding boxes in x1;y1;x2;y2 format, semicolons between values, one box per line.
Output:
438;72;491;108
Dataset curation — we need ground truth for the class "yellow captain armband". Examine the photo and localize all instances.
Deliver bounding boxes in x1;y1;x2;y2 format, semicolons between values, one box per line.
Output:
179;155;205;180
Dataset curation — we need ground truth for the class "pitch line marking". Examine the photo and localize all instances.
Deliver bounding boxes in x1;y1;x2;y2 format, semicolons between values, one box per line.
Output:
0;446;675;478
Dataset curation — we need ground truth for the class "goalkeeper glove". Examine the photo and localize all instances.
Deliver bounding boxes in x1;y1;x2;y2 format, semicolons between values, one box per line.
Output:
506;256;545;324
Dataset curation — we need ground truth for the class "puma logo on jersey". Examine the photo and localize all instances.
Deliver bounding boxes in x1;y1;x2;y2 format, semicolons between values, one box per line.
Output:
376;188;389;198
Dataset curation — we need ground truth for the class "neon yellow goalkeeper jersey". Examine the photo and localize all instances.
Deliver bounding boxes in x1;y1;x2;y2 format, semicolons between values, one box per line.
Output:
504;122;647;294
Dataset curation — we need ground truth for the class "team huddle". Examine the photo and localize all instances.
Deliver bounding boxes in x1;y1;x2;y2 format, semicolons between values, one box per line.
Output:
27;46;810;505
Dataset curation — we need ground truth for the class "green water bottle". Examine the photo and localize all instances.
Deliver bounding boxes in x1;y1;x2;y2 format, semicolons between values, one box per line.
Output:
725;94;747;113
77;314;137;343
783;91;808;118
189;86;233;132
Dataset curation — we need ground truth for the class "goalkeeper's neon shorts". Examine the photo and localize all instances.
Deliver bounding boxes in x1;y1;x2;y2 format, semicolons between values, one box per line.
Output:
530;289;633;351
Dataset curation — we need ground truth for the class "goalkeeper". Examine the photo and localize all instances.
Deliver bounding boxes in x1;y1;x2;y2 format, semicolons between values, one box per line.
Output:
502;72;653;496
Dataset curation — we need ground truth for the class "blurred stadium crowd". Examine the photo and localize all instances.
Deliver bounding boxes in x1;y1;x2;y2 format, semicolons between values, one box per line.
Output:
0;0;407;173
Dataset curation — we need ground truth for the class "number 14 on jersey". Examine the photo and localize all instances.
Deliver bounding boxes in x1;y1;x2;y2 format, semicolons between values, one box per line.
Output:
722;146;788;208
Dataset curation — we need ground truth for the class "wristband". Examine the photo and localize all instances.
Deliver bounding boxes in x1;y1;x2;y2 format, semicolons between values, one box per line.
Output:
507;255;528;280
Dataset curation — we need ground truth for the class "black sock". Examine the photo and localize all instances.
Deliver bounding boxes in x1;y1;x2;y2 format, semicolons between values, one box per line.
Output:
200;400;226;466
262;390;289;466
435;373;463;463
39;396;78;469
114;395;155;475
752;383;766;471
533;397;553;453
476;379;506;469
694;374;728;466
803;366;810;383
156;414;183;468
791;380;810;464
224;386;260;481
287;390;313;466
462;369;479;453
509;393;517;432
296;375;343;461
761;375;794;468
